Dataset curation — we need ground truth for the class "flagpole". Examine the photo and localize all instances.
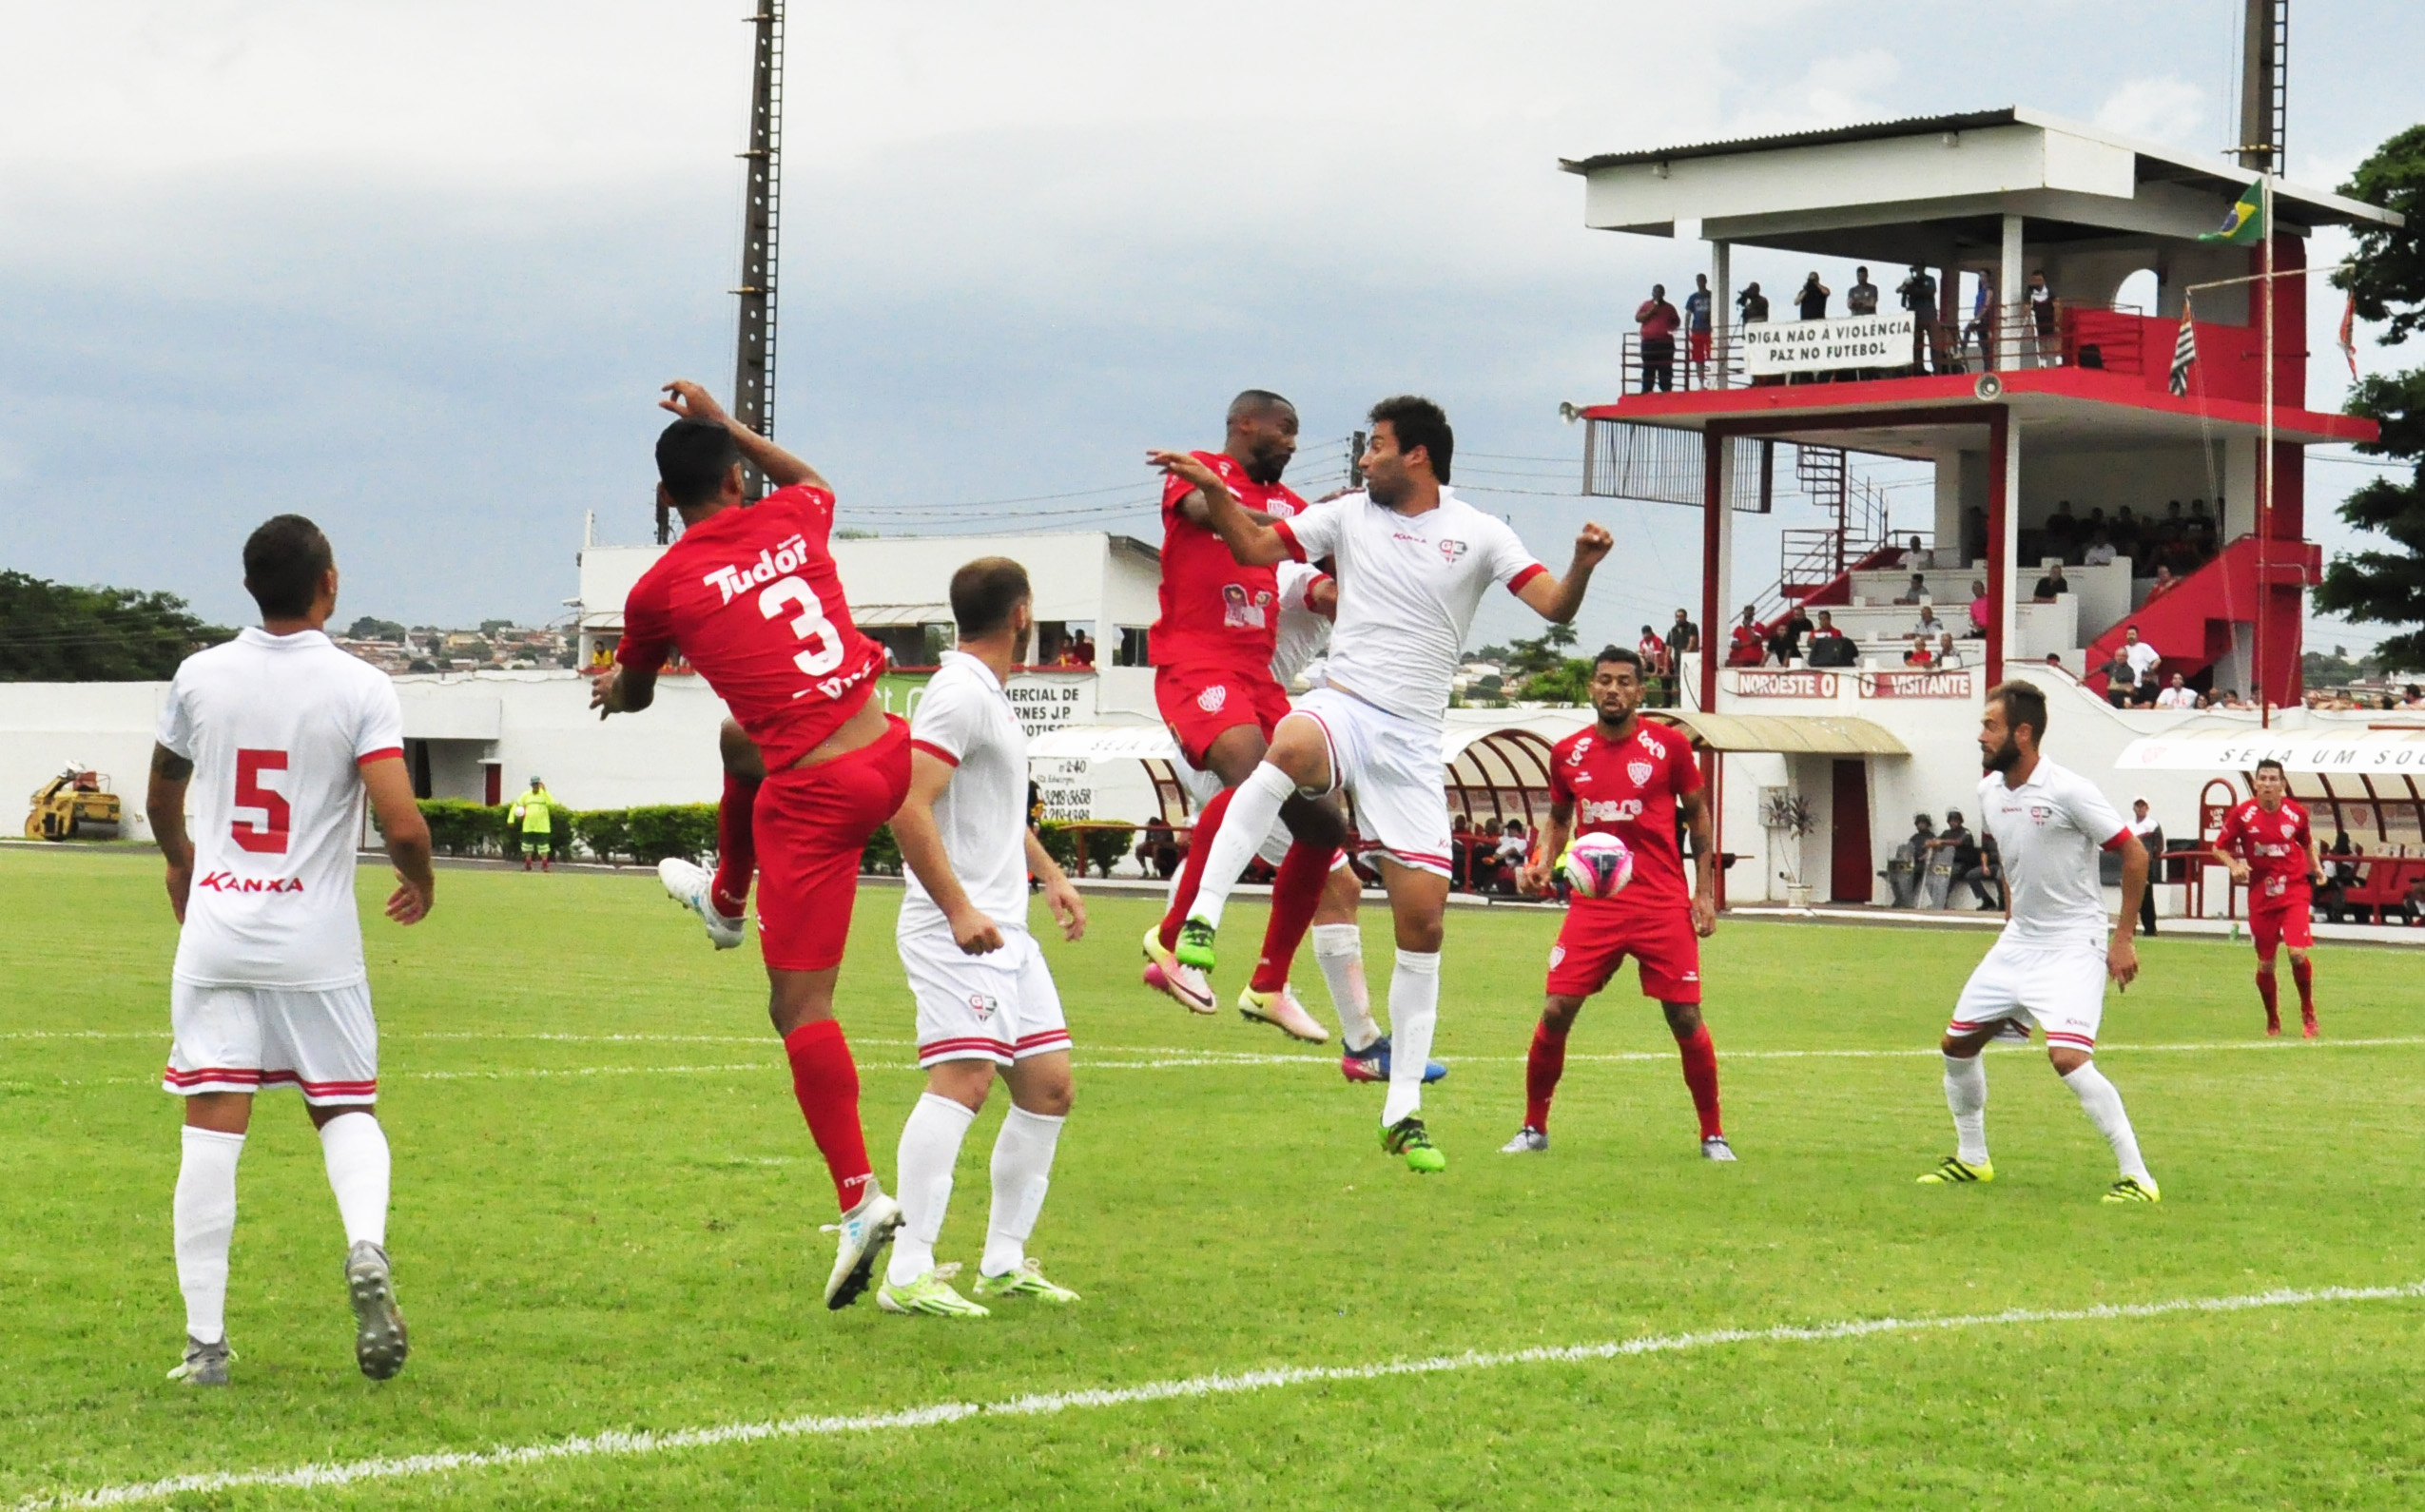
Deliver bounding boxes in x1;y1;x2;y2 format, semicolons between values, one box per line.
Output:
2258;171;2275;729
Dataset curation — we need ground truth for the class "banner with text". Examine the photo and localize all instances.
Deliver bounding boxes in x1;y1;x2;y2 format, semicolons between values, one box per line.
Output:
1734;669;1839;698
1861;669;1973;699
1742;312;1915;377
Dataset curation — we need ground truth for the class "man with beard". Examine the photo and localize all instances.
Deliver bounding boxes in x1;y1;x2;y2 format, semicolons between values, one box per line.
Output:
1920;682;2161;1203
1136;391;1342;1044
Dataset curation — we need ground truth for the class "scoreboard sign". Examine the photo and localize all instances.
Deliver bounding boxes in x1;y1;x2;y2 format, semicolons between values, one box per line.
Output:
1862;669;1973;699
1734;669;1837;698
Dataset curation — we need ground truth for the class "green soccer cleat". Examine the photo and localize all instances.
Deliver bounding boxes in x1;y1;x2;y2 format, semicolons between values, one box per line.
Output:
1917;1154;1995;1185
1174;917;1217;973
971;1258;1082;1304
877;1268;991;1318
2102;1175;2162;1205
1383;1115;1447;1173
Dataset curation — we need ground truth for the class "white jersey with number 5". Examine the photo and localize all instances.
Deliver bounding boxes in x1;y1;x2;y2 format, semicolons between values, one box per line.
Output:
157;628;405;989
1274;488;1544;725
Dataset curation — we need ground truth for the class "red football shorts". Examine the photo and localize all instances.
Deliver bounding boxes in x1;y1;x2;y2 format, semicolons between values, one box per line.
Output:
1544;898;1702;1003
753;716;912;973
1154;662;1293;770
2249;897;2314;960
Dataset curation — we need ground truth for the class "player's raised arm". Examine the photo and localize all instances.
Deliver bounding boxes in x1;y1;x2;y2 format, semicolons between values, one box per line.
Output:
661;379;830;494
890;747;1003;956
361;756;436;925
146;743;196;922
1150;450;1293;567
1515;522;1615;624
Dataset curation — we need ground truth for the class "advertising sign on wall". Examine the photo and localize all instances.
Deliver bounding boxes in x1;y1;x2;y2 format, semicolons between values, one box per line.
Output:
1735;669;1838;698
1861;669;1973;699
1742;312;1915;377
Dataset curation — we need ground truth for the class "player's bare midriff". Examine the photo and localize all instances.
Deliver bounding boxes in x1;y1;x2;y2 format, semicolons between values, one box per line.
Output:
789;685;887;770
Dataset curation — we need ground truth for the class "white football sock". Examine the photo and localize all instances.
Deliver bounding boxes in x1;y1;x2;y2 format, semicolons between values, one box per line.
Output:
1183;763;1296;933
2061;1060;2151;1184
1311;922;1380;1051
317;1110;391;1250
887;1093;976;1287
981;1104;1066;1278
1943;1053;1989;1167
174;1126;245;1345
1381;949;1441;1128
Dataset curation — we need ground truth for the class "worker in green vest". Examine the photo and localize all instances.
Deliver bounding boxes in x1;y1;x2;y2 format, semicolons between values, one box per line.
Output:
509;776;558;872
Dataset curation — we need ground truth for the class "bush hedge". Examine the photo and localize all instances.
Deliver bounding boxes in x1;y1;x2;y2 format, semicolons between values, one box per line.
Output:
414;799;902;873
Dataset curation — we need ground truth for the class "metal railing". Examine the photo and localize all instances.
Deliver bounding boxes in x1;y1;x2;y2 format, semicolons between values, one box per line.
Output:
1617;301;2148;395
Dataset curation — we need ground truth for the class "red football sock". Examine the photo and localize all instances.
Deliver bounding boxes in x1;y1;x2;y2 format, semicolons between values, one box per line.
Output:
1250;841;1331;993
782;1019;873;1213
2292;959;2316;1014
710;772;761;920
1676;1020;1723;1140
1523;1020;1569;1133
2256;970;2280;1023
1160;785;1237;953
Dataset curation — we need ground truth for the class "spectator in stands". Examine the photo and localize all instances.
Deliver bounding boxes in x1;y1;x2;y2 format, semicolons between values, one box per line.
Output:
2031;562;2069;603
1912;604;1946;639
1637;283;1681;393
2111;506;2144;561
1449;813;1475;890
2027;270;2056;365
1795;271;1831;320
1929;810;1997;909
1636;624;1670;704
1769;605;1814;665
1068;629;1096;667
1493;821;1531;895
2046;499;2080;556
1727;606;1767;668
1892;572;1929;607
1684;273;1715;386
1847;266;1878;315
2103;649;2140;708
2403;684;2425;710
2144;564;2181;603
1667;608;1700;665
1897;264;1939;372
2084;527;2118;567
1935;632;1964;669
1967;579;1990;637
1885;812;1935;907
1811;610;1844;642
2155;672;2195;708
1135;817;1181;880
2121;626;2161;688
1904;634;1936;668
1965;271;1995;366
1809;611;1854;668
1897;535;1928;570
1736;281;1769;323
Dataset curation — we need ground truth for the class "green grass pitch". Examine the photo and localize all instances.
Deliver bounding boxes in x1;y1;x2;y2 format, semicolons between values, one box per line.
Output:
6;844;2425;1508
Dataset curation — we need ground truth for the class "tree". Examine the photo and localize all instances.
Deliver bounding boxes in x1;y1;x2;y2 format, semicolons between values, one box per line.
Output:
346;616;408;642
2320;127;2425;667
0;572;232;681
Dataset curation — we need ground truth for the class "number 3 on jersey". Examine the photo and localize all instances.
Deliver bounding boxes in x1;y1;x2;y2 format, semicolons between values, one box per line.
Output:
233;747;291;854
759;576;845;676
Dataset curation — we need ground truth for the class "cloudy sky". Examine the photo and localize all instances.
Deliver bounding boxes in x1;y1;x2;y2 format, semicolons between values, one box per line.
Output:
3;0;2419;656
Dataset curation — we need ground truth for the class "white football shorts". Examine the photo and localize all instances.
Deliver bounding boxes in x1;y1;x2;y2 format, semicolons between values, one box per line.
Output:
1946;935;2109;1052
1287;686;1451;878
899;924;1072;1069
164;979;379;1104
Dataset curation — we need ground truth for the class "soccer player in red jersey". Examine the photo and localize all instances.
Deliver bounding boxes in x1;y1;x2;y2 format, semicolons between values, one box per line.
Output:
1501;645;1730;1160
1139;389;1345;1043
592;380;907;1309
2209;757;2327;1037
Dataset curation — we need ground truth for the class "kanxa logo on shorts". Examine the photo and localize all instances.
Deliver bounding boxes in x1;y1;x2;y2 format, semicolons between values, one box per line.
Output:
699;533;813;605
1195;684;1229;712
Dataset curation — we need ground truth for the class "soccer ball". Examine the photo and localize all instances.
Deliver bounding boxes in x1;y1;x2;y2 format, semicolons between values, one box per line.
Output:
1560;831;1634;899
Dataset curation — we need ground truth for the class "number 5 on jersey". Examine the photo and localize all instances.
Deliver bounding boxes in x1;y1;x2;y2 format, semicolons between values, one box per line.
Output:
232;748;291;854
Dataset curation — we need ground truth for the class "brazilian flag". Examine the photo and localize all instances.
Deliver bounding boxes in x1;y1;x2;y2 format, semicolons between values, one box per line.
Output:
2200;182;2266;245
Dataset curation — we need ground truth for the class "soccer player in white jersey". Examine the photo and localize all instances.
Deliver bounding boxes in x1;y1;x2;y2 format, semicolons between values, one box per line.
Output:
1921;680;2162;1203
881;558;1089;1317
1167;560;1445;1086
1153;396;1612;1173
145;515;436;1386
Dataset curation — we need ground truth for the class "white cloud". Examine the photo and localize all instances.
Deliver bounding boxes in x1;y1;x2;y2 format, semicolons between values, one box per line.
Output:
2093;75;2210;150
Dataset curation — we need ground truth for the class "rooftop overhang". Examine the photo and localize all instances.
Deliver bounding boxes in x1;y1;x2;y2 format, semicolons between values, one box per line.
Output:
2116;725;2425;775
1582;369;2377;458
1562;107;2399;257
1649;710;1910;757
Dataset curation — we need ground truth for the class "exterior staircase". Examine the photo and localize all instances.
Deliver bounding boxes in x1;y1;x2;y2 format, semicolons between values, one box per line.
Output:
2082;533;2320;702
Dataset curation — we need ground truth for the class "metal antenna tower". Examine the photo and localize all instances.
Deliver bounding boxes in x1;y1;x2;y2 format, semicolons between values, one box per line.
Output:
2235;0;2287;173
732;0;786;500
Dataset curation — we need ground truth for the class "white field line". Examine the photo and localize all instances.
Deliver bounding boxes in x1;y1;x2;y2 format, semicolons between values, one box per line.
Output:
21;1280;2423;1510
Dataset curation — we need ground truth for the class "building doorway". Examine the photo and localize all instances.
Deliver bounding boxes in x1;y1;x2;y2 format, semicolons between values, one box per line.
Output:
1830;758;1872;902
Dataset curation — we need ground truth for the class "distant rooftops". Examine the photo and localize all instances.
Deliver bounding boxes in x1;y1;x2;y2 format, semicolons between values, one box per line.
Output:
1562;106;2397;255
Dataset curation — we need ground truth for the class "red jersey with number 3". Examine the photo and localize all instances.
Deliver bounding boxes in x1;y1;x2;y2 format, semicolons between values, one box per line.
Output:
1151;450;1308;670
2215;797;2315;909
618;484;886;770
1548;719;1703;912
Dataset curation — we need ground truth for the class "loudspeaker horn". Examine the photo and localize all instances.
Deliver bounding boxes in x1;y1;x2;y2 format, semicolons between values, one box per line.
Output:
1972;372;2004;401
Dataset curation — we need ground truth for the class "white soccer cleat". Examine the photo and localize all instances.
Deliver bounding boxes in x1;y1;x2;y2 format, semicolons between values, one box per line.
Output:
1237;983;1329;1044
659;857;745;950
1500;1126;1548;1155
822;1188;902;1310
1141;927;1217;1015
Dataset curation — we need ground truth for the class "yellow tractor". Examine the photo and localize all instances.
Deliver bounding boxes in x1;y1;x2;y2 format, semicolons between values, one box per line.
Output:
26;763;122;842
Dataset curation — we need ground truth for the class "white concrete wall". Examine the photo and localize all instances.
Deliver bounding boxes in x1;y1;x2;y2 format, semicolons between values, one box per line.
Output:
0;683;173;841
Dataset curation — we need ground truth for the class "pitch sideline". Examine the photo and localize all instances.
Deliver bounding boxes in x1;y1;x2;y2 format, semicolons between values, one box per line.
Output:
19;1280;2424;1509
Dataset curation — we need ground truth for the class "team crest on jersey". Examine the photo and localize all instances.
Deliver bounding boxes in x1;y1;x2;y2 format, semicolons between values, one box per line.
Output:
1626;760;1656;787
966;993;999;1021
1438;539;1468;563
2027;803;2053;825
1196;684;1229;712
1547;944;1565;969
700;534;812;605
